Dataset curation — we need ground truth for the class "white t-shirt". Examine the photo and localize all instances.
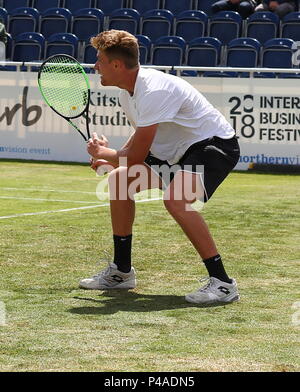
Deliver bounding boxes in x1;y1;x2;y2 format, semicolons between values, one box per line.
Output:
119;67;235;164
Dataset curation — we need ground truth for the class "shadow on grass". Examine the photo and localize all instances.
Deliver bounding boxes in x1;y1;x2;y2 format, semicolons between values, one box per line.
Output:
69;291;232;315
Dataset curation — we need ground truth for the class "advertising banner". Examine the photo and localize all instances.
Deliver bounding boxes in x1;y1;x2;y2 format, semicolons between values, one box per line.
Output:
0;71;299;170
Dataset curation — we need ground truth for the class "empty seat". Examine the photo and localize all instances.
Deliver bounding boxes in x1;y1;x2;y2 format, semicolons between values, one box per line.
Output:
186;37;222;66
129;0;161;15
208;11;242;45
141;9;174;42
175;10;208;43
95;0;126;16
83;42;97;64
281;12;300;41
262;38;295;68
12;32;45;61
72;8;104;42
63;0;94;14
2;0;30;14
136;34;151;64
197;0;215;16
45;32;78;58
8;7;40;38
151;35;186;65
39;8;72;39
32;0;61;13
108;8;140;35
162;0;195;15
226;38;261;67
245;11;279;45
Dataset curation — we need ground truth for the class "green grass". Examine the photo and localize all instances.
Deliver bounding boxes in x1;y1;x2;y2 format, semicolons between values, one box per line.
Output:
0;160;299;372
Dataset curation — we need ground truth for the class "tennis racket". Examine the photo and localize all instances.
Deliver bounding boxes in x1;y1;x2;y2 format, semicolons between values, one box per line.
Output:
38;54;91;142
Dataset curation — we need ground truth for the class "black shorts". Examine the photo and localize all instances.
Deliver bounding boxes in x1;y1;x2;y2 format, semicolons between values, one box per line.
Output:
144;136;240;202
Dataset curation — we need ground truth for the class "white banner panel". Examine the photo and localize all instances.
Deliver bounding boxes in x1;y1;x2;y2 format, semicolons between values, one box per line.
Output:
0;71;299;170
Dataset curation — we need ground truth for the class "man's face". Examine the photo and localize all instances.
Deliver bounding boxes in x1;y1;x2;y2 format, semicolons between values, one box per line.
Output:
94;50;117;86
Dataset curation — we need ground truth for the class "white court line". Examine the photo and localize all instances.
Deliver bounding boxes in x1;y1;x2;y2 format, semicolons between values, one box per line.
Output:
0;187;95;195
0;196;100;204
0;198;162;220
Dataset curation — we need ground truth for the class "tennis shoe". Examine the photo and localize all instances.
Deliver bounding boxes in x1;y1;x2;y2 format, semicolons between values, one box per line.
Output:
79;262;136;290
185;276;239;305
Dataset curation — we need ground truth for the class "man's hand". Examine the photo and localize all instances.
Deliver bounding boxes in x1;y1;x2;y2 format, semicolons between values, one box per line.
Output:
87;132;108;159
90;158;116;176
269;1;279;10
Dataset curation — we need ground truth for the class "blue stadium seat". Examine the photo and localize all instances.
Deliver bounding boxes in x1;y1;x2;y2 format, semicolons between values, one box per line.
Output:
32;0;62;13
186;37;222;66
162;0;195;15
203;71;238;77
140;9;174;42
136;34;151;64
197;0;215;16
245;11;279;45
63;0;94;14
5;33;12;60
151;35;186;65
208;11;242;46
262;38;295;68
95;0;126;16
108;8;140;35
39;8;72;39
254;72;276;78
83;42;97;64
281;12;300;42
2;0;30;14
0;8;8;27
226;38;261;67
175;10;208;43
8;7;40;38
72;8;104;42
45;33;78;58
129;0;161;15
12;32;45;61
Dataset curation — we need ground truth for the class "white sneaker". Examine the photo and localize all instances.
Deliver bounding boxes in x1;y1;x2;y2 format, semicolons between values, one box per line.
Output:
79;263;136;290
185;276;240;305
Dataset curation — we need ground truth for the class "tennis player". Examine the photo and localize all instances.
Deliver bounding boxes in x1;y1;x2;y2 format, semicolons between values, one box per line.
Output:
79;30;240;305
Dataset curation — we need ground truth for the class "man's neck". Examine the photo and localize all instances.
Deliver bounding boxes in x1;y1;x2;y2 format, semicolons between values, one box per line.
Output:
118;67;139;96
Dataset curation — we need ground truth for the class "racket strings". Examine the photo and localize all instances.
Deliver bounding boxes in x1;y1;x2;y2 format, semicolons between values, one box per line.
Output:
39;55;89;118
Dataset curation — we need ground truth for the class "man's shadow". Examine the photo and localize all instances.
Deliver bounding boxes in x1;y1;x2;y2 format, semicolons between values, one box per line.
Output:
69;291;230;315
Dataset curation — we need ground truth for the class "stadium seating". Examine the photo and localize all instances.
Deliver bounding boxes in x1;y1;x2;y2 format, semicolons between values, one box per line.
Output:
2;0;30;14
140;9;174;42
262;38;295;68
197;0;215;16
186;37;222;66
82;42;97;64
63;0;94;14
136;34;152;64
39;7;72;39
281;12;300;42
72;8;104;42
108;8;140;35
245;11;279;45
151;35;186;66
12;32;44;61
32;0;62;13
174;10;208;43
226;38;261;67
8;7;40;38
208;11;242;46
45;32;78;58
129;0;161;15
162;0;195;15
0;7;8;27
95;0;126;16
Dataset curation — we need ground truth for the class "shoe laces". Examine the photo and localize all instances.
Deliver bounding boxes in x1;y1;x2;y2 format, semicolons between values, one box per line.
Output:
197;276;213;292
93;250;113;278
